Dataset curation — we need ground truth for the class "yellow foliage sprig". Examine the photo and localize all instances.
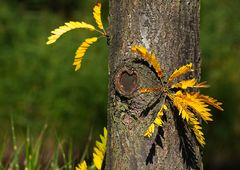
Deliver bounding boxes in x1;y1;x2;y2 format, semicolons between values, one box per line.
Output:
47;2;106;71
73;37;98;71
168;63;193;83
93;2;105;32
131;45;223;146
76;127;107;170
131;46;164;78
76;161;88;170
144;104;168;138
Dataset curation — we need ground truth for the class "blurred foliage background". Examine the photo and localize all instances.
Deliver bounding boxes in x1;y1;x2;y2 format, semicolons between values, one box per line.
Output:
201;0;240;169
0;0;239;169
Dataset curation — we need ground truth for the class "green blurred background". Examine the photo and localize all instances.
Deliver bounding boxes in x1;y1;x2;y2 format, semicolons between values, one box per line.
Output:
0;0;239;169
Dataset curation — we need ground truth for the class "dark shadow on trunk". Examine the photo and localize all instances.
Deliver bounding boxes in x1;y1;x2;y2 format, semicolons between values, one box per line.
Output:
140;96;161;117
146;125;165;165
133;59;161;81
174;109;199;170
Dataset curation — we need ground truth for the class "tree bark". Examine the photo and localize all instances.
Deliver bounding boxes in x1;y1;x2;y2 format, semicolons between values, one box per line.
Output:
107;0;202;169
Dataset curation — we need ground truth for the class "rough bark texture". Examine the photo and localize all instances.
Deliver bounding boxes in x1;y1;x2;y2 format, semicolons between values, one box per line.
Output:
107;0;202;169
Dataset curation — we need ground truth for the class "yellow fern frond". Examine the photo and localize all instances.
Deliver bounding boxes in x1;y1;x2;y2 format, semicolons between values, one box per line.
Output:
169;92;194;122
189;117;205;146
139;87;162;93
194;81;209;88
154;104;167;126
144;123;155;138
170;92;206;146
131;45;164;78
93;127;107;170
73;37;98;71
163;104;168;111
168;63;193;83
197;93;224;111
171;79;209;89
46;21;96;45
93;2;104;31
75;161;88;170
171;79;197;89
176;92;213;123
186;92;213;122
154;116;163;127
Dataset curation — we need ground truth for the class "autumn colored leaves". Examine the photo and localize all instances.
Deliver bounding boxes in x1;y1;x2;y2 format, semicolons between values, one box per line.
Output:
47;2;106;71
131;45;223;146
47;1;224;169
76;128;108;170
47;3;108;170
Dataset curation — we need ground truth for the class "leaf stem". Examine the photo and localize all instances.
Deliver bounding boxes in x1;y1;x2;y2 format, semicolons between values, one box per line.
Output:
95;29;106;36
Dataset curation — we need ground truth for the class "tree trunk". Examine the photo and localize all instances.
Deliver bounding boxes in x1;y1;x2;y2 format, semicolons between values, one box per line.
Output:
107;0;202;169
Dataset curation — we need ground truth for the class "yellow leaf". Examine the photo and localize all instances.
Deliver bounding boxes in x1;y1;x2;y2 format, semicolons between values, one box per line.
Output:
168;63;193;83
163;104;168;111
73;37;98;71
189;117;206;146
144;123;155;138
171;79;209;89
131;45;164;78
174;91;213;123
169;92;194;122
93;127;107;170
93;2;104;31
171;79;197;89
75;160;87;170
197;93;224;111
94;148;103;159
46;21;95;45
169;91;206;146
194;81;209;88
96;141;105;153
154;117;163;126
93;154;102;170
154;111;164;126
154;104;167;126
139;87;162;93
